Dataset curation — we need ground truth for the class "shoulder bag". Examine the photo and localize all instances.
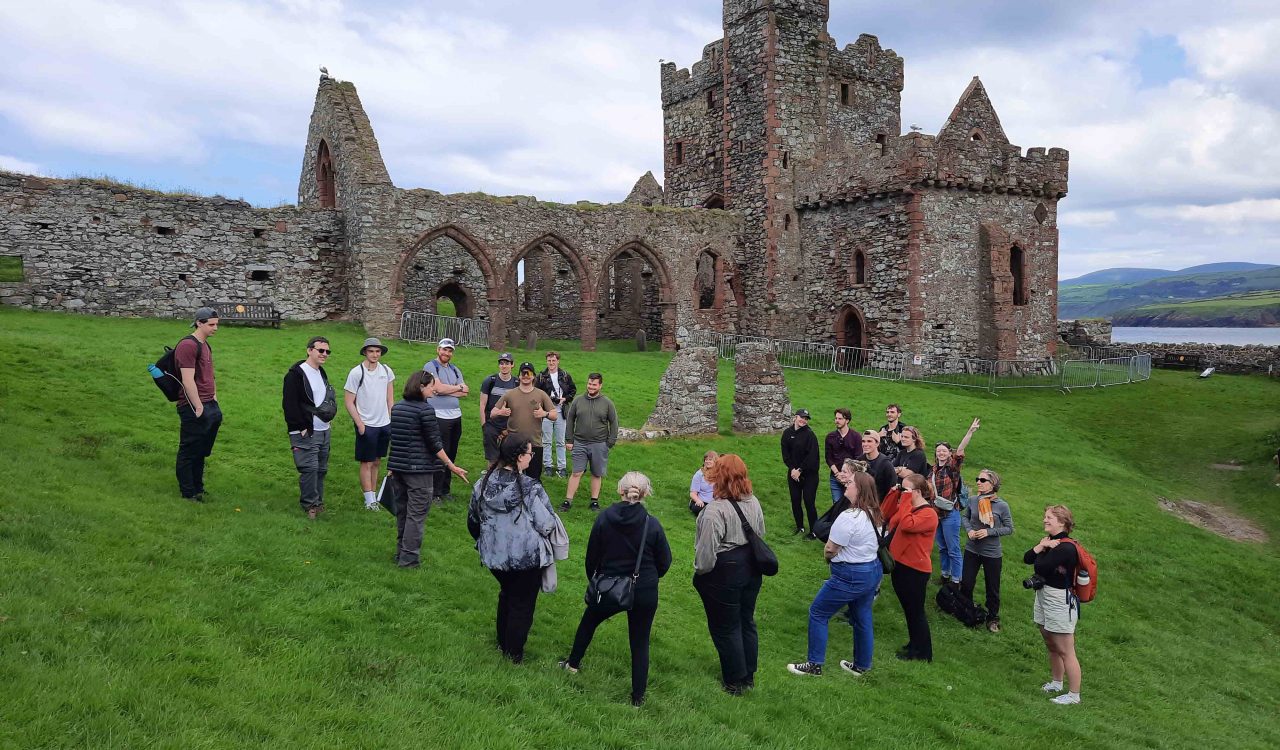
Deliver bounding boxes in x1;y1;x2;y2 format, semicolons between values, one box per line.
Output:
874;522;895;574
584;516;650;610
729;500;779;576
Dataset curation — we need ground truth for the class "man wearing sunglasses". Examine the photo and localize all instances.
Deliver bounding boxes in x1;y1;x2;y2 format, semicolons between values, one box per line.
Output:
284;336;339;519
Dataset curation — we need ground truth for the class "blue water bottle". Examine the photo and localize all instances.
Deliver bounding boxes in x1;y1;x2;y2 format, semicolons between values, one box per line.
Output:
148;364;164;380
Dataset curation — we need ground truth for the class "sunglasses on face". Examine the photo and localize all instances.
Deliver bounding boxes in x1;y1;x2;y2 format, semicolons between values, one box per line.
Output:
313;348;331;355
975;476;991;483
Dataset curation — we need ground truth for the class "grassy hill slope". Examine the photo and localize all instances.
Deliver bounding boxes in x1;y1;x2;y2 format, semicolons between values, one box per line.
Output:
1059;266;1280;319
1112;290;1280;327
1;307;1278;749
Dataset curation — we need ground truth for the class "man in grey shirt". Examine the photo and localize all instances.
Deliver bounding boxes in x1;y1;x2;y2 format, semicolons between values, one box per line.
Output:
560;373;617;512
423;337;469;501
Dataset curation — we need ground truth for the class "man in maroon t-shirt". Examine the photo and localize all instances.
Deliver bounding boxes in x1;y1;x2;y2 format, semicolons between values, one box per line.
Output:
174;306;222;501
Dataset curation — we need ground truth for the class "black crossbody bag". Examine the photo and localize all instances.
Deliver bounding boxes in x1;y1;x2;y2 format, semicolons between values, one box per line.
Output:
729;500;779;576
584;516;650;610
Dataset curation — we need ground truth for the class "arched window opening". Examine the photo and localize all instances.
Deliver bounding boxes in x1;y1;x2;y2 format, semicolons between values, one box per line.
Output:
1010;246;1028;306
694;250;722;310
436;281;472;319
854;250;867;285
970;129;985;143
783;214;791;231
316;140;336;208
702;193;725;210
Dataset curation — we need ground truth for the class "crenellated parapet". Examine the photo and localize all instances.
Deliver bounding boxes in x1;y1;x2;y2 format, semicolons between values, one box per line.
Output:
827;34;904;92
660;41;725;107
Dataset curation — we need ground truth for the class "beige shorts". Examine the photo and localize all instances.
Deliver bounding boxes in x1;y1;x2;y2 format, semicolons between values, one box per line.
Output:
1033;585;1078;634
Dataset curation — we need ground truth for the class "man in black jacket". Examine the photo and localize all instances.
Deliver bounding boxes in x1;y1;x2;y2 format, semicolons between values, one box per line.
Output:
781;408;821;537
283;337;337;519
535;351;576;477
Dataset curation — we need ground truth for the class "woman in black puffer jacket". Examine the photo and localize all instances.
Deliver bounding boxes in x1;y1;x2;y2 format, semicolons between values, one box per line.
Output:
387;370;467;568
558;471;672;707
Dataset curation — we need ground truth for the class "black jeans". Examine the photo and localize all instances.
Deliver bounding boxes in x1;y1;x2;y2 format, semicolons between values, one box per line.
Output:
491;567;542;662
176;400;222;498
891;563;932;660
435;417;462;496
960;550;1003;619
787;472;819;531
568;586;658;700
693;545;762;688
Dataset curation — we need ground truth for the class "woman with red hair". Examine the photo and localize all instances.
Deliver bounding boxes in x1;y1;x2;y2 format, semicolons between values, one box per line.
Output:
881;472;939;661
693;454;768;695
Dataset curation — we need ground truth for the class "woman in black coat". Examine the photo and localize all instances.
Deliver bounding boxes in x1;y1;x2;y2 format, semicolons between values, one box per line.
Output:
558;471;672;707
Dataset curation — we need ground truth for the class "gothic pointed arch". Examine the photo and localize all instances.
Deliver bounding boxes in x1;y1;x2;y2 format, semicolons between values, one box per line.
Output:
392;224;499;319
506;232;592;340
701;193;725;209
316;139;336;208
596;239;673;301
835;304;867;350
595;239;676;349
506;232;593;302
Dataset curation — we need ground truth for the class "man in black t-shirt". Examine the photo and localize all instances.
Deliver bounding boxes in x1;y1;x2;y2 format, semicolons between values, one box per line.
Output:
879;403;906;461
861;430;896;500
479;352;518;461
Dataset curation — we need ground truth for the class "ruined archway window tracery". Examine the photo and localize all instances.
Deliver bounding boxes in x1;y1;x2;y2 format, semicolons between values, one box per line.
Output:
316;140;336;208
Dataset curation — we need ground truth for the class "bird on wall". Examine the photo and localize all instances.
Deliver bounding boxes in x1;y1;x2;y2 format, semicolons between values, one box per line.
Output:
910;124;922;131
320;66;330;79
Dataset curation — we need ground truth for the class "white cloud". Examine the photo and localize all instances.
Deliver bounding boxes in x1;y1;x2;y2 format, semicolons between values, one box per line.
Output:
0;154;43;175
1139;198;1280;224
1059;209;1118;228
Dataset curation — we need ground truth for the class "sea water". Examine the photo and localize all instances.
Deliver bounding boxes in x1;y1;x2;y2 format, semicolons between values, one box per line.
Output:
1111;327;1280;346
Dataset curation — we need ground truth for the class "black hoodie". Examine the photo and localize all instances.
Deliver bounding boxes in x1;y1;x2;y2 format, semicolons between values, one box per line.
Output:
585;502;672;589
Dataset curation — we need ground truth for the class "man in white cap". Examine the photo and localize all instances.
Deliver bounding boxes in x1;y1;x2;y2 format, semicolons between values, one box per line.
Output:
174;306;222;502
423;338;468;501
344;337;396;510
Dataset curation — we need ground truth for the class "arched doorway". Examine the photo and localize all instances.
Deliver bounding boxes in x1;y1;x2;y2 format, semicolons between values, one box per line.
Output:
316;140;336;208
834;305;867;372
435;281;473;319
595;241;675;349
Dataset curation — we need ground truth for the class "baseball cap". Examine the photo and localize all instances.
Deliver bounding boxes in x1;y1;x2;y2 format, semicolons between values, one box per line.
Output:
498;352;514;363
794;408;811;419
438;338;456;349
519;361;536;374
191;306;219;326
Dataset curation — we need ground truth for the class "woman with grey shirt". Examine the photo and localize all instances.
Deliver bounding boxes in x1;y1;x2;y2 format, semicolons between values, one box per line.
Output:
693;454;767;695
960;468;1014;633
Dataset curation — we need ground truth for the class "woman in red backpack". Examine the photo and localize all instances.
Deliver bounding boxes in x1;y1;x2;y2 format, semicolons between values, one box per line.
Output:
1024;504;1082;705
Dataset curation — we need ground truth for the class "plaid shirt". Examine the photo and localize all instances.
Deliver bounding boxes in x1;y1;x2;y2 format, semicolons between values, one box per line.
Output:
930;453;965;502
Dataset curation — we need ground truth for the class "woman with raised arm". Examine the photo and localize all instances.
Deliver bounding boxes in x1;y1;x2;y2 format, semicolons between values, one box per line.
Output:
693;454;767;695
930;418;980;585
881;472;938;662
786;472;883;677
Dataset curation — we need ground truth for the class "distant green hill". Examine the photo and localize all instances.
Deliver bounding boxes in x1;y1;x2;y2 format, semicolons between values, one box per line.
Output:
1111;290;1280;327
1060;262;1276;287
1059;266;1280;319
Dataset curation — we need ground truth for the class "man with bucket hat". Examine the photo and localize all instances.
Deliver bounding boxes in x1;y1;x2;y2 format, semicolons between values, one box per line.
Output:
344;337;396;510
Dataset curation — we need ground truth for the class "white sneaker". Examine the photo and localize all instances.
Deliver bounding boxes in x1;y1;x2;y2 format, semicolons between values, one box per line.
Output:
365;500;381;511
1041;680;1063;693
1050;692;1081;705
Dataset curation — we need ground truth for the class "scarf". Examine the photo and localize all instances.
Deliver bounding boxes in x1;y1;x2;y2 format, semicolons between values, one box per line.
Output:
977;494;995;528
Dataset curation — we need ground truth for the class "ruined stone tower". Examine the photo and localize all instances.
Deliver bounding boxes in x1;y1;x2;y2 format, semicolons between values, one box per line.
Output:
662;0;1067;359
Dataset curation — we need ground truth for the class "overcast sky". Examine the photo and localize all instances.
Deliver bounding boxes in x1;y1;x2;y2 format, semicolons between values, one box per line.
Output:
1;0;1277;279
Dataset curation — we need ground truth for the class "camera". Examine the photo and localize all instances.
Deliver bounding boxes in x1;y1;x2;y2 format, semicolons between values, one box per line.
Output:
1022;575;1046;590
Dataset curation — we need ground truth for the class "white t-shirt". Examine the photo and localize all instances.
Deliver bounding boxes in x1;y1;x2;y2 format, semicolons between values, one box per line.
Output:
301;362;330;432
344;362;396;427
829;509;878;564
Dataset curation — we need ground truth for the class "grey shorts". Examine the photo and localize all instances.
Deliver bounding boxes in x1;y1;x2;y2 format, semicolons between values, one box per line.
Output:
571;442;609;477
1033;585;1078;634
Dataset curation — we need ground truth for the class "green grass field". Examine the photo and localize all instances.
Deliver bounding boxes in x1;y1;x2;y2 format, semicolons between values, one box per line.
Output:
1112;290;1280;327
1;307;1278;749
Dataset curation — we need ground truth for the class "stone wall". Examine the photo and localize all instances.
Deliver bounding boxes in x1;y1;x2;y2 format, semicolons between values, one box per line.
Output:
0;172;345;319
402;235;491;321
642;346;719;435
1139;342;1280;375
732;341;791;433
1058;319;1113;347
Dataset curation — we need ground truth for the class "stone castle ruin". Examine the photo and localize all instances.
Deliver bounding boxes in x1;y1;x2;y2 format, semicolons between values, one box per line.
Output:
0;0;1066;359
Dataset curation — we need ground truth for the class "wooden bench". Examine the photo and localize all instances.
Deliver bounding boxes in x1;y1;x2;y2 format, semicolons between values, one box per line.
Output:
1153;351;1204;370
212;301;281;328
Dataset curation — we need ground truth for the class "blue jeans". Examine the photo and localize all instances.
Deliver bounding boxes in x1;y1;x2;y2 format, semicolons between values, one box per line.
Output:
806;560;882;670
828;475;844;504
541;417;566;470
935;510;963;580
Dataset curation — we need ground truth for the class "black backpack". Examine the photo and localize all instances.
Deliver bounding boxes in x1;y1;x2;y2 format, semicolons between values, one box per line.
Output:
936;584;988;627
150;335;204;402
812;497;851;542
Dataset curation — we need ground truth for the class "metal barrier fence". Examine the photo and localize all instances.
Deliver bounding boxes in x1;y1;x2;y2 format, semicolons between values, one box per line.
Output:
400;310;491;348
684;329;1149;393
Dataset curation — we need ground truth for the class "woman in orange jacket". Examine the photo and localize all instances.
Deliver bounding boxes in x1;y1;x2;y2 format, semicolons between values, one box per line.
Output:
881;472;939;661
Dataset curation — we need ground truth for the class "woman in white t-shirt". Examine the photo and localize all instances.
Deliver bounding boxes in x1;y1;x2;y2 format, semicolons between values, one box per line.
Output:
787;472;884;677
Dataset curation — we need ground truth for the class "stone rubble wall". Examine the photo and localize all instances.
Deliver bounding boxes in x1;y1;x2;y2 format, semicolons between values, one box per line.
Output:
1137;342;1280;375
1057;319;1113;347
641;345;719;436
0;172;345;319
732;341;792;433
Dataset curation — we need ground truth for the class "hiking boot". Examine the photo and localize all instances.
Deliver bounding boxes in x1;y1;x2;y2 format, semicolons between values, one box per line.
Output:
560;500;572;512
987;618;1002;634
589;501;601;511
557;659;579;674
787;661;823;676
839;660;869;677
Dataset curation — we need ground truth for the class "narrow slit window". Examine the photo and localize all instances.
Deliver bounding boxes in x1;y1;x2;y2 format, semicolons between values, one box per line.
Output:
840;82;850;105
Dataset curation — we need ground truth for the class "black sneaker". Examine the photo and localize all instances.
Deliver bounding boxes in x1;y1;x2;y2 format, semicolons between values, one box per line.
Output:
839;660;869;677
793;527;807;536
558;468;568;478
559;500;572;512
787;661;823;676
589;501;601;511
630;693;645;707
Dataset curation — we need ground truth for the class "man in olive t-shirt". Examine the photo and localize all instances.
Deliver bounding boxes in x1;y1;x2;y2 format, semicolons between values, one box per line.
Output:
491;362;558;483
